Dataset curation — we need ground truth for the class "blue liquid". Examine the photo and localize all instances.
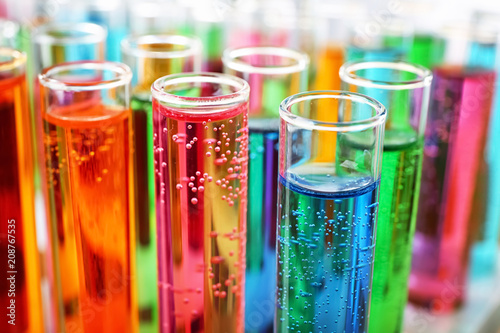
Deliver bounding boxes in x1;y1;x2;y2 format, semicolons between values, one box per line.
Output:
245;124;279;333
468;41;500;277
275;174;380;333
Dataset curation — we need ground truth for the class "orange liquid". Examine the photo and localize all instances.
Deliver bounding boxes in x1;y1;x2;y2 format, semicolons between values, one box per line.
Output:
42;102;137;332
0;73;44;333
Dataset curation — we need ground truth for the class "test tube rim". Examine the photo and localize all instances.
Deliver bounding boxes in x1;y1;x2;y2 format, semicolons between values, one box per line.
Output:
151;72;250;108
120;34;202;60
339;60;433;91
0;47;25;73
280;90;386;132
34;22;107;46
39;60;132;92
222;46;310;76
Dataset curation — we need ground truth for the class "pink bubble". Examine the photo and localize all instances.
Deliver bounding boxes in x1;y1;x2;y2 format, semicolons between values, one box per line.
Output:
196;171;201;176
187;125;192;129
190;176;195;181
188;182;194;187
211;256;224;264
220;291;227;298
199;178;205;183
227;168;234;173
186;144;192;149
198;186;204;192
215;180;221;186
206;152;212;157
208;177;213;182
191;198;198;205
191;187;197;193
209;231;218;238
214;147;221;153
176;184;183;190
193;137;198;142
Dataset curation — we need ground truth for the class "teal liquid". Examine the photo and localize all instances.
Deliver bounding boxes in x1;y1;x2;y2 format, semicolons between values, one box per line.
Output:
131;95;159;333
276;171;380;333
369;132;423;333
245;120;279;333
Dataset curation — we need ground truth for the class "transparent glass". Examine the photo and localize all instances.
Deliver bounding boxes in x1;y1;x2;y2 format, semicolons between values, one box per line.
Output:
39;61;138;333
347;19;413;62
276;91;386;333
151;73;249;332
223;46;308;332
33;22;106;72
121;33;202;333
0;48;44;333
340;60;432;332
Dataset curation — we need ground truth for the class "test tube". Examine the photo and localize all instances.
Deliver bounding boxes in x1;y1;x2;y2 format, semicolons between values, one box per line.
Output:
33;22;106;72
409;65;496;313
152;73;249;332
347;19;413;62
222;46;309;333
0;48;44;333
340;61;432;332
276;91;386;332
39;61;138;333
121;34;202;332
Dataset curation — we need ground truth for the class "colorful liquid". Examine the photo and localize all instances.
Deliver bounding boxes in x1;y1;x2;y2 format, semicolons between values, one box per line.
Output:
369;133;423;333
153;100;248;332
245;121;279;333
409;68;495;313
314;44;344;91
131;95;159;332
0;73;43;332
408;34;445;69
275;172;380;333
43;103;137;332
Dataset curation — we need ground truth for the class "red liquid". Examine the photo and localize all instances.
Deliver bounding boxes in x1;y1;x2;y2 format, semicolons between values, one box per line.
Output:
410;67;495;313
153;97;248;333
0;73;43;332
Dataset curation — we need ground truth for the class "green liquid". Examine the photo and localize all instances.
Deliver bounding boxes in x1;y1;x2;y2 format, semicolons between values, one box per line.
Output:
369;131;423;333
131;95;159;333
408;34;445;69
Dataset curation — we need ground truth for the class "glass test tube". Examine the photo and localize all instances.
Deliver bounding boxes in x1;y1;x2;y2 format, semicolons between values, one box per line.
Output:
276;91;386;332
152;73;249;332
347;19;413;62
39;61;138;333
409;65;496;313
0;48;44;333
33;23;106;330
222;46;309;333
340;61;433;332
121;34;202;333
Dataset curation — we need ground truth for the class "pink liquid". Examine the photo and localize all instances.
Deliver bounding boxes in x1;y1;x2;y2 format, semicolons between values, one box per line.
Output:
410;67;495;313
153;98;248;332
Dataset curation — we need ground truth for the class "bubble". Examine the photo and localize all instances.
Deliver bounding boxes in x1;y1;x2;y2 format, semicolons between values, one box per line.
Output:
215;147;221;152
206;152;212;157
176;184;183;190
220;291;227;298
208;176;213;182
191;198;198;205
193;137;198;142
172;135;178;141
163;128;167;133
97;177;102;182
162;162;167;168
188;182;194;187
209;231;218;238
187;125;192;129
198;186;204;192
227;168;234;173
190;176;195;181
199;178;205;183
192;187;197;193
211;256;224;264
186;144;192;149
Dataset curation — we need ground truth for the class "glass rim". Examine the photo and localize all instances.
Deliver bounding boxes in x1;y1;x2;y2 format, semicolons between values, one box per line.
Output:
0;47;26;72
222;46;310;75
34;22;107;45
120;34;202;59
38;61;132;91
339;61;433;90
151;72;250;108
280;90;387;132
